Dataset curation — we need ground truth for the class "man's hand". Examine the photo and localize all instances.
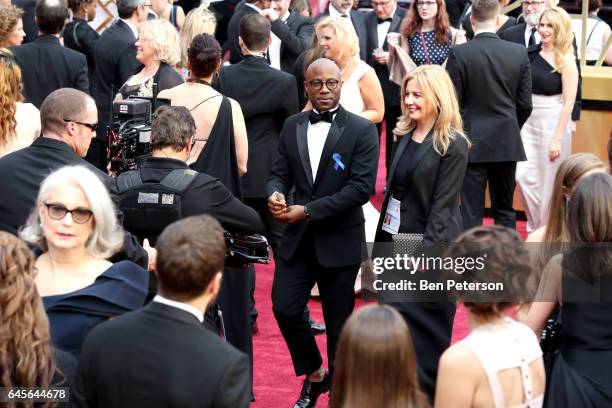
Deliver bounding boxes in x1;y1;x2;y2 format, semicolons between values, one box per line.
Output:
279;205;306;224
268;191;287;218
261;8;279;21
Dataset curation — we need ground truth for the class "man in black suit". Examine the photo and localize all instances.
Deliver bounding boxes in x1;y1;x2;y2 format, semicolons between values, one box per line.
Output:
262;0;314;72
11;0;88;108
500;0;582;121
268;58;378;408
364;0;406;173
227;0;271;64
0;88;148;268
317;0;368;61
73;215;251;408
216;14;299;335
446;0;532;230
88;0;148;170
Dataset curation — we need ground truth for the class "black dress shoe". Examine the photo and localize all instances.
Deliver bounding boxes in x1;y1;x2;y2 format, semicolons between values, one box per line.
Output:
309;319;326;335
293;372;330;408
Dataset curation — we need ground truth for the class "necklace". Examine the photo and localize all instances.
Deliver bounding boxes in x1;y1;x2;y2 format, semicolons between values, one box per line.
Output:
187;78;212;86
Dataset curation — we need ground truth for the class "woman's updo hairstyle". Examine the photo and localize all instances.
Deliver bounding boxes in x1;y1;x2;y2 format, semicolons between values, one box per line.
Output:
188;33;221;79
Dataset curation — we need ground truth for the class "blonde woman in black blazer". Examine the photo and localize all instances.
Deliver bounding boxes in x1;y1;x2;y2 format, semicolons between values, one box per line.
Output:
375;64;469;401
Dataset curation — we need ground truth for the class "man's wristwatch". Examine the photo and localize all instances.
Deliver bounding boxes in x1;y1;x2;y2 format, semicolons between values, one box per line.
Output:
303;205;311;220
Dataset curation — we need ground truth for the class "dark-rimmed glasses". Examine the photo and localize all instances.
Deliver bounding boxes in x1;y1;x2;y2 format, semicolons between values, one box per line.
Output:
308;79;340;90
44;203;94;224
63;118;97;132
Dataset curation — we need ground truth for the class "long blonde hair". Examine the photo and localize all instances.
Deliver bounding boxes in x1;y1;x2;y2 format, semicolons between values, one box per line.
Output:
394;65;469;155
179;6;216;67
539;7;573;73
315;16;359;62
0;232;58;406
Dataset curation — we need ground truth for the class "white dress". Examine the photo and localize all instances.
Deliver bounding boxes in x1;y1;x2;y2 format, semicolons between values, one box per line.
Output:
0;102;40;158
572;17;611;62
459;318;544;408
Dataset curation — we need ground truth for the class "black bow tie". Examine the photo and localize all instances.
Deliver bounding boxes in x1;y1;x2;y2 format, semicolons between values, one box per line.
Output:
377;17;392;24
309;109;336;124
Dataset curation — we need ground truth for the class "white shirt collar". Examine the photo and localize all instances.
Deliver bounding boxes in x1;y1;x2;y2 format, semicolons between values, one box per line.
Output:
153;295;204;322
329;4;349;17
474;28;497;36
120;18;139;40
245;2;263;13
281;10;290;21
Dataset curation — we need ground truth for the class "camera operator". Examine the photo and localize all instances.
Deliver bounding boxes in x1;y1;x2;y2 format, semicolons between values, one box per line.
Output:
116;105;264;392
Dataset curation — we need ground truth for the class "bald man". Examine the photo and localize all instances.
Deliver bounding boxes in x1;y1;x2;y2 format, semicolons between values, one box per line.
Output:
267;58;379;408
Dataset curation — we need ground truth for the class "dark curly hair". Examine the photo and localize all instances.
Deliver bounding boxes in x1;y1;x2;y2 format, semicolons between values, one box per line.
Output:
188;34;221;79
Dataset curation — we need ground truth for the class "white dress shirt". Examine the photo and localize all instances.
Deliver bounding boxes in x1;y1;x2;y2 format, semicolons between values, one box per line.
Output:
153;295;204;322
269;11;291;70
524;24;541;47
307;108;338;181
376;8;396;48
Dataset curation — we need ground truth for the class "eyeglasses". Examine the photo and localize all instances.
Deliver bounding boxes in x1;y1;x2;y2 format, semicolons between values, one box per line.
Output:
44;203;94;224
522;1;546;7
63;118;97;132
416;1;436;7
371;0;391;7
308;79;340;90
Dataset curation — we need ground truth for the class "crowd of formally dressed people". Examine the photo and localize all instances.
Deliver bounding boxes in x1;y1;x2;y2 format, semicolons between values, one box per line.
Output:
0;0;611;406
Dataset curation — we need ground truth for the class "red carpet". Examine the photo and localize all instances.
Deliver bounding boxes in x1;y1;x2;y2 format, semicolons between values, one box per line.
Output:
251;127;526;407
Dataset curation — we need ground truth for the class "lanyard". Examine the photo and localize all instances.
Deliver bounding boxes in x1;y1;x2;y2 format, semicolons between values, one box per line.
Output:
419;32;431;65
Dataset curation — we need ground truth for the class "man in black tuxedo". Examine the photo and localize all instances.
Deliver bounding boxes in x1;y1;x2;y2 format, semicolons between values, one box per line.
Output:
268;58;378;408
88;0;148;170
446;0;532;230
500;0;582;121
73;215;251;408
0;88;148;268
262;0;314;72
364;0;406;173
227;0;271;64
317;0;368;61
11;0;88;108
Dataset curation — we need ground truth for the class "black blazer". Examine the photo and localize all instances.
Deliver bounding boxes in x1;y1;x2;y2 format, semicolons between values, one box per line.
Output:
11;35;89;108
500;23;583;121
267;106;379;267
317;9;368;61
92;20;139;131
227;4;259;64
217;55;299;198
364;7;406;108
446;32;532;163
64;18;100;92
73;302;250;408
270;11;314;72
0;137;148;267
375;132;468;244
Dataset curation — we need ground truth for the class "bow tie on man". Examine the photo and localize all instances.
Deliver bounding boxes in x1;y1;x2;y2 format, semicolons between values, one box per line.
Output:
377;17;393;24
309;109;336;124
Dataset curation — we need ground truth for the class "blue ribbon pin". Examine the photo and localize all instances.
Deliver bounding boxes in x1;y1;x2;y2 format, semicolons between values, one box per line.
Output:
332;153;345;171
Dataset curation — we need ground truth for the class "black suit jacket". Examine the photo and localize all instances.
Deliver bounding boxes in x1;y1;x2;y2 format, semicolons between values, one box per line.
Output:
376;133;468;243
271;11;314;72
317;9;368;61
73;302;250;408
227;4;259;64
364;7;406;108
267;106;379;267
92;20;139;132
0;137;147;267
217;56;299;198
11;35;89;108
446;32;532;163
500;23;583;121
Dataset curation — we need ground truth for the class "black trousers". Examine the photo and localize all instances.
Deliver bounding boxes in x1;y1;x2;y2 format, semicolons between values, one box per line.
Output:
272;234;359;376
461;161;517;231
376;104;402;174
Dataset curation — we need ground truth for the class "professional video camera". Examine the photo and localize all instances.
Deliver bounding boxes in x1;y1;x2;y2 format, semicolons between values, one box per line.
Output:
107;85;170;176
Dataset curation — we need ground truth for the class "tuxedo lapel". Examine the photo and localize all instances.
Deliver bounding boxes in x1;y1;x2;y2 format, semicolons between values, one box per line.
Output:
313;108;347;189
384;10;404;49
296;117;313;187
366;13;379;52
